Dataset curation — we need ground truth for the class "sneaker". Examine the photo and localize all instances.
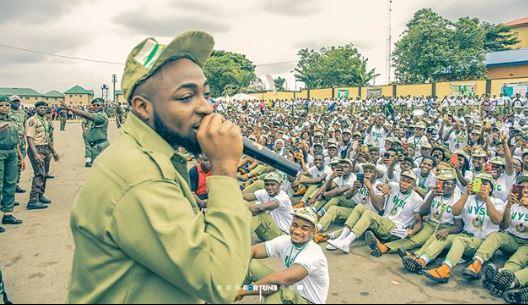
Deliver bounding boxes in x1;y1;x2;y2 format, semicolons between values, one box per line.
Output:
483;264;499;289
2;215;23;225
490;271;516;298
365;230;388;257
15;186;26;193
327;239;350;254
293;202;305;209
0;226;4;233
326;243;337;251
504;287;528;304
423;264;452;284
403;257;426;274
313;233;328;244
463;260;483;280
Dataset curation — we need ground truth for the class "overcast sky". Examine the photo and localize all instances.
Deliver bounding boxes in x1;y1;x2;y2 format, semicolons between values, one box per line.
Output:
0;0;526;96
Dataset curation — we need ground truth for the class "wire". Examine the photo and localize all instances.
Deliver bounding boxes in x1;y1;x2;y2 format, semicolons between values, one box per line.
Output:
0;43;125;65
0;42;297;67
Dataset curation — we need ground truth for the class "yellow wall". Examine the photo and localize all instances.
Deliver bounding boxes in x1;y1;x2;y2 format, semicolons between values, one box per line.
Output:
490;77;528;96
396;84;432;97
265;91;295;101
436;80;487;97
21;96;41;105
297;90;308;99
511;25;528;49
310;88;332;100
65;94;93;106
487;65;528;79
44;97;65;105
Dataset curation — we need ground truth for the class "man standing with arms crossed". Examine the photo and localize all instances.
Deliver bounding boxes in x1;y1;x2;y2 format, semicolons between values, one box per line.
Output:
67;31;252;304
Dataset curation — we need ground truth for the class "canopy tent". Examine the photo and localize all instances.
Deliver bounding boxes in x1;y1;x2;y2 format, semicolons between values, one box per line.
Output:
231;93;257;101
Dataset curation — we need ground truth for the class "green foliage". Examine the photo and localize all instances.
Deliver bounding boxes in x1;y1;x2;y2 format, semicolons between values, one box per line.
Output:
274;77;286;91
294;44;379;89
482;22;520;51
393;8;520;84
204;51;257;97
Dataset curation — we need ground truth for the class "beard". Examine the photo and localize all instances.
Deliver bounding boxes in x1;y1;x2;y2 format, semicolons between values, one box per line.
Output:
153;110;202;155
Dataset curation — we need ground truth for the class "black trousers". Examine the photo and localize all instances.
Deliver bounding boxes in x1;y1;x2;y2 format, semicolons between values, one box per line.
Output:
27;145;51;203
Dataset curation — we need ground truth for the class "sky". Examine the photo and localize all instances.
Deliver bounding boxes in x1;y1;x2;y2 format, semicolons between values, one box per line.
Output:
0;0;527;96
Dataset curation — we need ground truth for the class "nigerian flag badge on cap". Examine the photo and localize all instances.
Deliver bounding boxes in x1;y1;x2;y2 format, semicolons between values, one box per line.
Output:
121;31;215;102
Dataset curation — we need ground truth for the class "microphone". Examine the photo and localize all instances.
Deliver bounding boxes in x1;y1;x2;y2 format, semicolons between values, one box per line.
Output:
242;137;302;177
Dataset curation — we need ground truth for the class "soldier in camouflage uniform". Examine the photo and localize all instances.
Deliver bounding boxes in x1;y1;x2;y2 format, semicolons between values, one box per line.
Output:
61;98;109;167
8;96;27;194
59;107;67;131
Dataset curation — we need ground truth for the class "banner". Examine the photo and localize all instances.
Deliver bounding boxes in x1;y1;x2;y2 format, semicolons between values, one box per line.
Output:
337;89;349;99
502;82;528;96
449;83;475;97
366;88;382;98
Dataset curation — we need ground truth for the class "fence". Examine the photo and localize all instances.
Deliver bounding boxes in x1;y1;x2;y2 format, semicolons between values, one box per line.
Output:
249;77;528;101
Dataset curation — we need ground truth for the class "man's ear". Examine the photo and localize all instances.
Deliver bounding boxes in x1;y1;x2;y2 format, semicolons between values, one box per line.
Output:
130;96;153;123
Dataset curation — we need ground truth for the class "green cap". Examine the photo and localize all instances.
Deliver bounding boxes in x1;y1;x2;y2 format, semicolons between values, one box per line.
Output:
0;96;8;102
291;207;318;227
264;172;281;183
329;157;340;165
471;146;487;158
437;168;456;181
517;176;528;184
122;31;215;102
489;157;506;166
92;98;105;104
475;173;495;188
401;170;418;182
340;158;354;166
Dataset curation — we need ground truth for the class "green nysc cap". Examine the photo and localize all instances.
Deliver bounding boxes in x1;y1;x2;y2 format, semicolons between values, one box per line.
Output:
121;31;215;103
291;207;318;227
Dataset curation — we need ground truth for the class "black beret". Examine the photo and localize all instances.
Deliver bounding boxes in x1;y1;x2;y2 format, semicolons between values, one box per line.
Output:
35;101;48;108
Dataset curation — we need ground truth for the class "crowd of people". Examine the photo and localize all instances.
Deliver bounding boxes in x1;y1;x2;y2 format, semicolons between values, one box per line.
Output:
183;92;528;304
2;86;528;304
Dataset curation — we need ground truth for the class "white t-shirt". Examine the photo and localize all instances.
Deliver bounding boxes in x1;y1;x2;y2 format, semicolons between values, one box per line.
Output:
265;235;329;304
414;169;437;190
349;180;383;212
425;191;462;225
308;165;332;180
462;196;505;239
507;204;528;240
494;173;515;203
368;126;388;148
334;174;356;189
446;131;468;152
255;190;293;233
384;182;424;229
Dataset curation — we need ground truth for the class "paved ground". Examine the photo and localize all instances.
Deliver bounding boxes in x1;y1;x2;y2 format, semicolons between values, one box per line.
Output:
0;121;506;304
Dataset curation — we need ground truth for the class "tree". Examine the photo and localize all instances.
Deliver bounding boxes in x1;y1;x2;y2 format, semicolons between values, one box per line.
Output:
294;44;378;89
482;22;520;51
274;77;286;91
203;51;257;97
393;9;519;84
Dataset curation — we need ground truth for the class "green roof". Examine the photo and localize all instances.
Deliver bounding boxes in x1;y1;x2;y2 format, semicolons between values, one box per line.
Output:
64;85;94;95
44;90;65;98
0;88;42;97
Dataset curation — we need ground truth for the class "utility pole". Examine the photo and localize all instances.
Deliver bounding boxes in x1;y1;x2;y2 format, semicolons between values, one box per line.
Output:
387;0;393;85
112;74;117;103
